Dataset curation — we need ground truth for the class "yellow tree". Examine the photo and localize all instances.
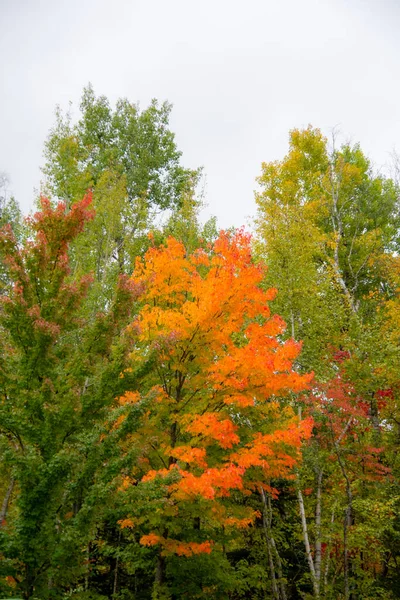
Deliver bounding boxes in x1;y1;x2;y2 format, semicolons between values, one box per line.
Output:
255;127;400;599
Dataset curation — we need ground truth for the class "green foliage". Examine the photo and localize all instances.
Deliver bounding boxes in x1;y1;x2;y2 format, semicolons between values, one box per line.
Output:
0;195;139;598
42;85;200;304
1;116;400;599
256;127;400;599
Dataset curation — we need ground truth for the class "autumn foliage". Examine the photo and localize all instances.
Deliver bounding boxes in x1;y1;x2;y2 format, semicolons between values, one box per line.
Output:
2;118;400;599
0;194;95;338
116;231;313;557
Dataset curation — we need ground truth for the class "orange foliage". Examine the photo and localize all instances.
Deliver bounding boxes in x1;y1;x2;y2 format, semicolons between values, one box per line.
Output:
140;533;213;557
169;445;208;468
185;413;240;449
170;464;246;500
121;231;313;557
110;413;127;431
223;513;260;529
140;533;161;546
118;475;136;491
5;575;17;589
118;390;140;405
118;518;135;529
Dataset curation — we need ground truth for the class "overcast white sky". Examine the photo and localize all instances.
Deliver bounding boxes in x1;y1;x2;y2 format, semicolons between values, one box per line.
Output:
0;0;399;228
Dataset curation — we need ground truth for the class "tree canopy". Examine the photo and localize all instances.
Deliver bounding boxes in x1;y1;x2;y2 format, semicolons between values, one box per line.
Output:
0;99;399;599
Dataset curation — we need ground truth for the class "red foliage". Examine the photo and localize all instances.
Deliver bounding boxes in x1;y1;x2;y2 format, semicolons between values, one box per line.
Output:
0;193;95;344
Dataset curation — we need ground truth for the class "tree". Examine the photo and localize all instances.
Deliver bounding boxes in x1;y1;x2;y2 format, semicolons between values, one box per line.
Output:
255;127;400;373
0;194;138;598
255;127;400;599
0;173;24;293
114;231;313;598
42;85;200;300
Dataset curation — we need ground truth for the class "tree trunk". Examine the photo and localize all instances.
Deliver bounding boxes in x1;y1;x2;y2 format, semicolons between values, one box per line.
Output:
328;160;358;316
297;485;320;598
314;470;323;589
23;565;35;600
267;494;287;600
332;427;353;600
260;487;287;600
343;503;352;600
85;543;90;591
113;530;121;597
0;477;14;528
113;553;119;597
323;504;336;594
155;551;166;586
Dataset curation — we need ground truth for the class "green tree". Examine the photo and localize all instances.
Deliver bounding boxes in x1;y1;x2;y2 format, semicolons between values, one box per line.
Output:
255;126;400;372
42;85;199;299
0;194;138;598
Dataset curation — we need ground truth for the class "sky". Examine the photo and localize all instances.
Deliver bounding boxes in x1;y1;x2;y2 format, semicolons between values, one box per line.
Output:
0;0;399;228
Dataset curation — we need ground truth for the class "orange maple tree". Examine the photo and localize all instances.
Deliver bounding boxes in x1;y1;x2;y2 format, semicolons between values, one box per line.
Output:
116;230;313;560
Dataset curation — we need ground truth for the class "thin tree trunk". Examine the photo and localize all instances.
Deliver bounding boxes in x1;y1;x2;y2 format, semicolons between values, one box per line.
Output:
113;530;121;597
116;236;125;273
328;161;357;316
266;493;287;600
297;486;320;598
314;469;323;589
323;504;336;594
267;536;280;600
260;487;287;600
332;428;353;600
343;506;351;600
155;551;166;586
0;477;14;528
85;544;90;591
113;554;119;596
296;407;319;599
